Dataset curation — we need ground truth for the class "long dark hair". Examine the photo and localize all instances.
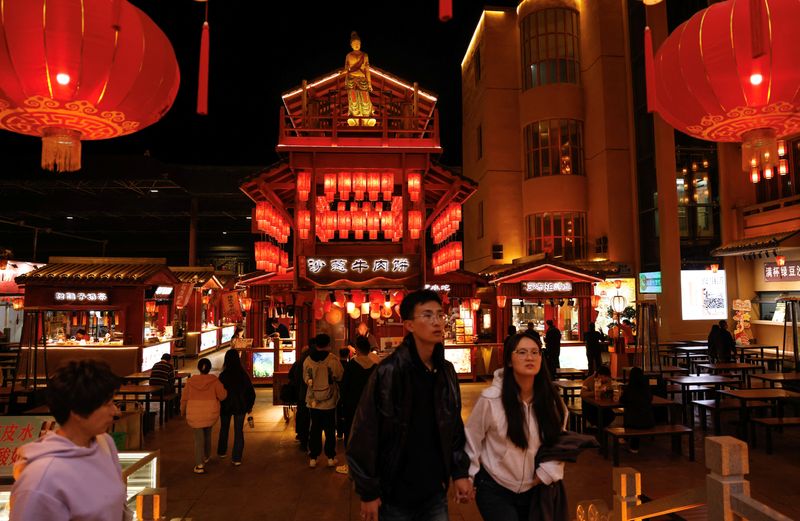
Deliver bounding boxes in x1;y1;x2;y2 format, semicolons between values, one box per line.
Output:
220;349;250;388
501;333;564;450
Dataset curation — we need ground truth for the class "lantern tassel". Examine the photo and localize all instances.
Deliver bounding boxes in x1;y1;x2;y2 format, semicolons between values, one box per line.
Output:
41;128;81;172
197;20;210;115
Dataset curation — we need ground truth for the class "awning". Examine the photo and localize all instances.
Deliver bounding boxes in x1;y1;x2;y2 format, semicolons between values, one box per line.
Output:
16;257;179;286
170;267;223;289
490;259;604;285
711;230;800;257
236;268;295;287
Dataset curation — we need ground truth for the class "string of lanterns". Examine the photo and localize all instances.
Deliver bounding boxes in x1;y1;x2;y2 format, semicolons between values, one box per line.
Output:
314;197;406;242
255;201;290;243
431;203;463;275
432;242;463;275
432;204;462;245
313;289;406;322
254;241;289;273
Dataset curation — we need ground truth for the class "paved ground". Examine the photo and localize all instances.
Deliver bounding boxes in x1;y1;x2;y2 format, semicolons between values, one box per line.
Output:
150;350;800;520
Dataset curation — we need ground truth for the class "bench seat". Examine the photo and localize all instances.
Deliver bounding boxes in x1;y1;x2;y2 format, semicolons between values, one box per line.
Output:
751;417;800;454
606;424;694;466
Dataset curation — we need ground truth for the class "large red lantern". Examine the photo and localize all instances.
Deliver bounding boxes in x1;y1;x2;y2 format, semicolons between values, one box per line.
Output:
645;0;800;179
0;0;180;172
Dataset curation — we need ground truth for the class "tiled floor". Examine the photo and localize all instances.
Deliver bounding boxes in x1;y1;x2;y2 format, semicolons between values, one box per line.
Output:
151;353;800;520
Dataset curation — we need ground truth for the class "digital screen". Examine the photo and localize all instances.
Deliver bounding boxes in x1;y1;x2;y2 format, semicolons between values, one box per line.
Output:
680;270;728;320
220;326;236;344
638;271;662;294
200;330;218;350
252;352;275;378
444;347;472;374
154;286;174;297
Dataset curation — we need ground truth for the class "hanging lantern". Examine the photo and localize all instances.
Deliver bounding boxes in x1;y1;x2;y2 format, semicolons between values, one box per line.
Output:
496;295;507;308
346;301;356;314
353;172;367;200
297;172;311;201
145;301;157;314
351;203;366;240
338;171;352;200
591;294;601;309
710;263;719;273
776;255;786;267
779;159;789;175
407;173;421;202
764;165;774;180
750;166;760;184
297;210;311;240
240;296;252;312
361;302;370;315
367;172;381;201
614;280;622;289
11;297;24;310
439;0;452;21
367;208;381;240
611;295;627;314
324;173;337;201
349;307;361;319
381;172;394;200
470;298;482;312
408;211;422;239
0;0;180;172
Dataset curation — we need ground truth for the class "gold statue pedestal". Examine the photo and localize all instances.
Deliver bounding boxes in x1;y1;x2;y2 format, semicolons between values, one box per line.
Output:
347;117;376;127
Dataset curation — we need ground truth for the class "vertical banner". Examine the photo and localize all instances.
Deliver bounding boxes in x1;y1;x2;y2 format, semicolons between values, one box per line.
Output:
221;291;243;322
174;283;195;309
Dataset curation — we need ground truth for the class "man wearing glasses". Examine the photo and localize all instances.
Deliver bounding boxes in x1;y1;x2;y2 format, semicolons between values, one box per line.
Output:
347;289;472;521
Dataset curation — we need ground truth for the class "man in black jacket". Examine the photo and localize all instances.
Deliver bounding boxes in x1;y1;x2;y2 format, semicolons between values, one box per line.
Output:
347;289;472;521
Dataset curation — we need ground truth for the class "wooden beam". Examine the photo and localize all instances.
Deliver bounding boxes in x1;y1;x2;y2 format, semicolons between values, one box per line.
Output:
628;487;705;520
425;180;462;228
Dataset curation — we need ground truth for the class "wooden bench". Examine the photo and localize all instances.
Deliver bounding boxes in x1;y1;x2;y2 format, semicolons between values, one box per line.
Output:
567;403;584;433
750;417;800;454
605;424;694;466
691;399;771;435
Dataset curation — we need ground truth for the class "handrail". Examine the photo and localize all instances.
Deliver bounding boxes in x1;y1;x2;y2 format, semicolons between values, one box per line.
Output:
121;449;159;483
742;193;800;215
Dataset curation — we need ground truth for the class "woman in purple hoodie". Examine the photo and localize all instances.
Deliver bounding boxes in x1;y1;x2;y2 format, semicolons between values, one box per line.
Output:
10;360;129;521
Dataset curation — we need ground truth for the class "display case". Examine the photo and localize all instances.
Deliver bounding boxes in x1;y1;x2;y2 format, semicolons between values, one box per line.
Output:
220;324;237;345
140;341;172;372
0;450;160;521
444;345;474;380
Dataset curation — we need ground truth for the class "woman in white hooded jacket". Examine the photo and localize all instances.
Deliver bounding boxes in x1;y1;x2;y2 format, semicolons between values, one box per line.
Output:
465;332;568;521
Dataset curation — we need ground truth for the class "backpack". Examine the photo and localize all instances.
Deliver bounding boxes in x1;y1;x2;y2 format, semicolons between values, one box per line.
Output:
307;357;336;407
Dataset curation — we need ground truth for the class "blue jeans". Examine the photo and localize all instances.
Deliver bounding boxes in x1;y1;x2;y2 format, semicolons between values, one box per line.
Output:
217;412;245;462
475;469;532;521
379;491;448;521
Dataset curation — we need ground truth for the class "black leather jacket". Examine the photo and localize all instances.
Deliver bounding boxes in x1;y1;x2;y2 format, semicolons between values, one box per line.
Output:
346;333;470;502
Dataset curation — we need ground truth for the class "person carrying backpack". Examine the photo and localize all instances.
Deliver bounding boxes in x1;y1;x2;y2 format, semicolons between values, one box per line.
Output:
303;333;343;468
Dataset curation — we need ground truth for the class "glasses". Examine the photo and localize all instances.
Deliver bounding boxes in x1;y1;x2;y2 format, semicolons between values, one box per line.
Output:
513;349;542;358
414;312;448;323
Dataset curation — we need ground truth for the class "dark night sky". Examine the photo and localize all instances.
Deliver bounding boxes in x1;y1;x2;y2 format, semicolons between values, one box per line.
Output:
2;0;519;171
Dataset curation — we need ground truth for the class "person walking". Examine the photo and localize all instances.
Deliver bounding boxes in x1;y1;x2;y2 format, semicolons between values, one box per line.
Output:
584;323;604;374
544;320;562;375
465;332;568;521
10;360;128;520
619;367;655;453
289;337;315;452
335;336;377;475
347;289;472;521
217;350;256;466
181;358;227;474
304;333;344;468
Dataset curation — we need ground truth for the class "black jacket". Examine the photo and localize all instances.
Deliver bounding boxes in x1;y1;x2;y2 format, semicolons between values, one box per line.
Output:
346;333;470;502
219;370;256;415
340;356;376;424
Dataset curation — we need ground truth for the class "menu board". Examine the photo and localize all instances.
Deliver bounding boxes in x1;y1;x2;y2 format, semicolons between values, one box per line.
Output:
253;352;275;378
445;347;472;374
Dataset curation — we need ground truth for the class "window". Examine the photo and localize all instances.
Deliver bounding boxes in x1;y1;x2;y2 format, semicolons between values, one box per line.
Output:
477;125;483;160
520;8;580;90
526;212;587;259
675;148;717;240
477;201;484;239
524;119;584;178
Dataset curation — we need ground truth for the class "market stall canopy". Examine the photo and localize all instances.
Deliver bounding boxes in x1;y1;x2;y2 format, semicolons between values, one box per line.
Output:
170;267;223;290
490;259;604;285
16;257;179;286
236;268;295;288
711;230;800;257
0;261;43;295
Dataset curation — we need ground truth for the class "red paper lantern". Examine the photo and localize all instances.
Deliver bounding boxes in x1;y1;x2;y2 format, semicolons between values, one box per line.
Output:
145;301;157;314
297;210;310;240
408;210;422;240
645;0;800;179
407;173;421;202
338;171;352;200
367;172;381;201
351;203;366;240
11;297;24;311
324;173;337;202
353;172;367;200
496;295;507;308
240;296;252;312
0;0;180;172
381;172;394;200
470;298;482;312
337;202;351;239
776;255;787;267
297;172;311;201
591;294;601;309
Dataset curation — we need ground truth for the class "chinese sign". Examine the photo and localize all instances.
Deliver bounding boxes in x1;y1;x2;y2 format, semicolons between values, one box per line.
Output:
680;270;727;320
174;282;195;308
0;416;57;476
301;255;419;285
523;281;572;293
763;261;800;282
424;284;451;292
54;290;109;303
220;291;243;322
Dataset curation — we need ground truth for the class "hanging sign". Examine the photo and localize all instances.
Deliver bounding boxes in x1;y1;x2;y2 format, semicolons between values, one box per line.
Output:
523;281;572;293
220;291;243;322
174;283;194;309
0;416;57;477
54;290;110;303
764;261;800;282
300;255;419;285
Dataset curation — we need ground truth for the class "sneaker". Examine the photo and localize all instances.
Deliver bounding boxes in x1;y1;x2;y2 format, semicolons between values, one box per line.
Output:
335;464;349;475
193;465;206;474
309;459;317;468
218;454;227;459
233;461;242;466
327;458;337;467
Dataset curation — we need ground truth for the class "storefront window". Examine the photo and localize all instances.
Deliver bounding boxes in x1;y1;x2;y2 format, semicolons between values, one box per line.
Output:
524;119;584;178
520;8;580;90
511;298;580;341
526;212;587;259
676;157;715;239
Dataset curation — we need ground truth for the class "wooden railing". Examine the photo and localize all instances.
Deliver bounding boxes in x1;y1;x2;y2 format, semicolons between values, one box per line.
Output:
576;436;793;521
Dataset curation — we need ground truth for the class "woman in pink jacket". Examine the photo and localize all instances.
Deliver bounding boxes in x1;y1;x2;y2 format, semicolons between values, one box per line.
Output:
181;358;227;474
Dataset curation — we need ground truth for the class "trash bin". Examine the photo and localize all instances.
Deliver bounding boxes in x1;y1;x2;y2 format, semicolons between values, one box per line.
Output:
110;431;128;451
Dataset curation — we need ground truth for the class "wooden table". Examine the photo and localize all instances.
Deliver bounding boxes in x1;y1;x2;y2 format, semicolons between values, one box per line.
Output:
553;379;583;403
749;372;800;388
671;346;711;373
556;368;587;380
116;384;165;433
124;371;190;398
665;374;738;421
737;345;782;371
716;388;800;440
696;363;764;386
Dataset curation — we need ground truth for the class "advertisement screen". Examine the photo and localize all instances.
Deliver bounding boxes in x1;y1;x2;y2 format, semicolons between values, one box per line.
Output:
638;272;662;294
253;352;275;378
680;270;727;320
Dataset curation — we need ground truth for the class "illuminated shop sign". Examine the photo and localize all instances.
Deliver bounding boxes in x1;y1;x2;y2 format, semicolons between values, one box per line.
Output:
154;286;174;297
54;291;110;303
523;281;572;293
301;255;419;284
764;261;800;282
424;284;451;292
639;271;662;294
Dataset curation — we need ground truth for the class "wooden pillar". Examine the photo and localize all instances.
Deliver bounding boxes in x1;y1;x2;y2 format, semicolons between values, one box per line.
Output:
611;467;642;521
705;436;750;521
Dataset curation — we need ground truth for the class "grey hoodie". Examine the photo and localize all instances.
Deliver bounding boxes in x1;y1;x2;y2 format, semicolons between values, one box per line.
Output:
10;432;127;521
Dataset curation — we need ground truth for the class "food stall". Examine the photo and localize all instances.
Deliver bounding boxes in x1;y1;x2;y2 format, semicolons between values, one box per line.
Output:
0;260;42;347
14;257;181;377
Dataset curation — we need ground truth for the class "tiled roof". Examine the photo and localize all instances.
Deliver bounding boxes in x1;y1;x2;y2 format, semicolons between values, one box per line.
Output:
17;262;168;284
711;231;800;256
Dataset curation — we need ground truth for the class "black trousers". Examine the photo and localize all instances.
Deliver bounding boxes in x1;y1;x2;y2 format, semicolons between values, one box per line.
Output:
295;403;310;449
308;408;336;459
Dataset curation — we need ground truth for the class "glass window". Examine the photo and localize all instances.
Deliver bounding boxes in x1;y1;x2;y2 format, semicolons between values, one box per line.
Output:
756;138;800;203
526;212;587;260
524;119;584;178
521;8;580;89
676;154;715;239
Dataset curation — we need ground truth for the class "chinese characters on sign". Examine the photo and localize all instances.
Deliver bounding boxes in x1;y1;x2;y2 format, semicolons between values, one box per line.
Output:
302;256;418;284
522;281;573;293
763;261;800;282
0;416;57;476
54;291;110;303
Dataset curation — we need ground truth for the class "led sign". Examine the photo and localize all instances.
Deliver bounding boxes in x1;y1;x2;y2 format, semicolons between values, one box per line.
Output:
154;286;174;297
306;257;410;275
523;281;572;293
55;291;109;303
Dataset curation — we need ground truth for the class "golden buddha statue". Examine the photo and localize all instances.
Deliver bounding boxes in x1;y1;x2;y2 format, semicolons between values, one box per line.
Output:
344;31;375;127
